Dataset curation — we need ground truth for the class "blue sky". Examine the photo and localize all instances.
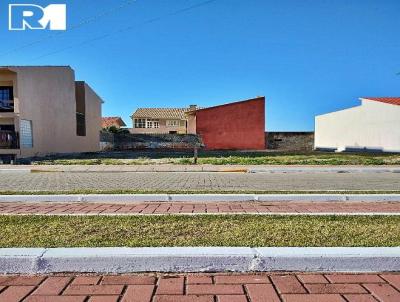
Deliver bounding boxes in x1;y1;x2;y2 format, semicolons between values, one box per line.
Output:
1;0;399;130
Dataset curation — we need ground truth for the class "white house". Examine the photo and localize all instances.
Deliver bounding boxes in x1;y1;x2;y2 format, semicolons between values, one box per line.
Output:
315;97;400;153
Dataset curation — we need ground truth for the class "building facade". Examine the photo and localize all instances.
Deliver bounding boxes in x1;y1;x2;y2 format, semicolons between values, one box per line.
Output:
315;97;400;152
0;66;103;159
130;107;196;134
130;97;266;150
187;97;266;150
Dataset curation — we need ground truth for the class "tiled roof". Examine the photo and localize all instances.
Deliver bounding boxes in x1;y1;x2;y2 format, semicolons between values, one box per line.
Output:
363;97;400;106
101;117;127;128
132;108;188;119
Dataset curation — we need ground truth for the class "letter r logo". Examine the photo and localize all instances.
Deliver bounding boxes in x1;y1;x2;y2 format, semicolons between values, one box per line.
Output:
9;4;67;31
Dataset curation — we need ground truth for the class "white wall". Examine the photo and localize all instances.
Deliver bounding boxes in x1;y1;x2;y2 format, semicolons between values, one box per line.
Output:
315;99;400;152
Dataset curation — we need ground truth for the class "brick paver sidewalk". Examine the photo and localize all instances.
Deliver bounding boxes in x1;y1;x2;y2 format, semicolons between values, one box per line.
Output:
0;171;400;192
0;201;400;215
0;273;399;301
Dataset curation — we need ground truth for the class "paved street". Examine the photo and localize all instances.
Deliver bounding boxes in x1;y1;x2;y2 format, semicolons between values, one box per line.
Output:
0;273;399;301
0;171;400;192
1;201;400;215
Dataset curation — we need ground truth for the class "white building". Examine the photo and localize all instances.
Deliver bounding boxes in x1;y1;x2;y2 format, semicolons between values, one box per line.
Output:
315;97;400;153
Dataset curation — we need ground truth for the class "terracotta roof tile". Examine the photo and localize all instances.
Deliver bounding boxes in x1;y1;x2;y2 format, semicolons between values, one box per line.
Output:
132;108;188;119
101;117;127;128
363;97;400;106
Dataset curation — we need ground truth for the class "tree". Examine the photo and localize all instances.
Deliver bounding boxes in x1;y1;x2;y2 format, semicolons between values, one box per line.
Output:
103;126;129;134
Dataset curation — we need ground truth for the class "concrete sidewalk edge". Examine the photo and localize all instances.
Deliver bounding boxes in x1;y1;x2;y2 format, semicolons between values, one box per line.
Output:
1;247;399;274
0;193;400;203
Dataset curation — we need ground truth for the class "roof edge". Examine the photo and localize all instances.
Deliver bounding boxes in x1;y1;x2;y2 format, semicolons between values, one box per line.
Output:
360;97;400;106
187;96;265;114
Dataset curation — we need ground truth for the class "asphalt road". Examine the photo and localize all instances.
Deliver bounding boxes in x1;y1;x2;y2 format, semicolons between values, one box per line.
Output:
0;171;399;192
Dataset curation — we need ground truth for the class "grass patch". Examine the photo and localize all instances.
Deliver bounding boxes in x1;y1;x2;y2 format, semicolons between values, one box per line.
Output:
0;215;399;247
178;152;400;165
35;158;173;166
31;151;400;166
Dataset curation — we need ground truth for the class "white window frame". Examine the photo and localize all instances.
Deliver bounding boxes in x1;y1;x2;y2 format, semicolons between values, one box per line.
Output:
146;119;159;129
167;120;180;127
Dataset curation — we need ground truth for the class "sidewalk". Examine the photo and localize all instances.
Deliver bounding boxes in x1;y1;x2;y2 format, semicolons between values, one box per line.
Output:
0;170;399;192
0;273;399;301
1;201;400;215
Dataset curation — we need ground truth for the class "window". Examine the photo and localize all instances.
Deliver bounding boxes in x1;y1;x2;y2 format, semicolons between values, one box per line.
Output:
75;82;86;136
167;120;180;127
76;113;86;136
0;87;14;111
0;87;13;101
134;119;146;128
20;120;33;148
135;119;160;128
146;119;159;128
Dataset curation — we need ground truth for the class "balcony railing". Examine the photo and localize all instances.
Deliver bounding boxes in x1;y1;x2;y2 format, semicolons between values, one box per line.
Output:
0;131;19;149
0;100;14;112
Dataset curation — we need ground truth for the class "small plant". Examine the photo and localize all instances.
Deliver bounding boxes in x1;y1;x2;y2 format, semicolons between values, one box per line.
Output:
102;126;130;134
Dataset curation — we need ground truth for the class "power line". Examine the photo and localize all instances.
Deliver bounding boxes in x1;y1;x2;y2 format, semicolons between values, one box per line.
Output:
31;0;218;61
0;0;137;58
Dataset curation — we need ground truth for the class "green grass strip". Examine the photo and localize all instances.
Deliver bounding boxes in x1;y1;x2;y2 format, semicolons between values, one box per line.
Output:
0;215;399;247
32;152;400;166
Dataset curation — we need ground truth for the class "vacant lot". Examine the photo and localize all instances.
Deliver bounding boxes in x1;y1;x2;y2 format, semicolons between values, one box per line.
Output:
0;215;399;247
31;150;400;165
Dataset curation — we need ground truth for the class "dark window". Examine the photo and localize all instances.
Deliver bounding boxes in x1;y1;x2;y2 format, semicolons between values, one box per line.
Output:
75;82;86;136
0;87;14;112
134;119;146;128
0;125;15;131
76;113;86;136
0;87;13;100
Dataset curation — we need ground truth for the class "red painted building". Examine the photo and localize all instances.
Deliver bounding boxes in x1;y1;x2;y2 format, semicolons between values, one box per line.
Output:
187;97;266;150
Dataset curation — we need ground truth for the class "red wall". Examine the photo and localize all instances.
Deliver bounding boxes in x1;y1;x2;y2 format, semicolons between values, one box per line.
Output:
196;97;266;150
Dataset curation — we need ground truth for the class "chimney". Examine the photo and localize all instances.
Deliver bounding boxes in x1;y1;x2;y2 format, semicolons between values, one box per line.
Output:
189;105;197;111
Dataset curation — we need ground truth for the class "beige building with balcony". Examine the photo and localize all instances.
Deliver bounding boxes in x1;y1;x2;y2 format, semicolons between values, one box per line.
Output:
0;66;103;160
130;106;197;134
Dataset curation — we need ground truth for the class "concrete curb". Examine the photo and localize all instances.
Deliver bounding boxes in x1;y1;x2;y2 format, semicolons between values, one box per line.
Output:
0;169;31;173
0;194;400;203
0;247;399;273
